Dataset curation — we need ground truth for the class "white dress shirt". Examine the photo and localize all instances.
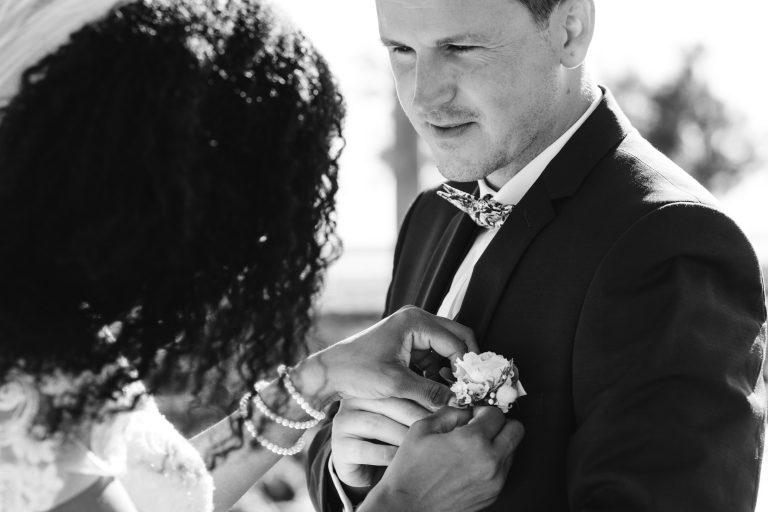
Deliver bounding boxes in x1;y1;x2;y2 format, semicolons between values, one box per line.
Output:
329;92;602;511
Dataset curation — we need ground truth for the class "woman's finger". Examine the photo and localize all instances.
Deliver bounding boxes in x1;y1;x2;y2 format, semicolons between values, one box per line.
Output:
333;437;398;466
402;309;477;364
389;369;454;410
427;314;479;354
335;410;409;447
344;397;431;427
494;420;525;474
492;419;525;455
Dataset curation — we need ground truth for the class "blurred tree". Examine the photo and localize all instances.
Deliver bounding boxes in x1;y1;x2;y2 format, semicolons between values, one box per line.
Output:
612;45;757;193
382;90;420;226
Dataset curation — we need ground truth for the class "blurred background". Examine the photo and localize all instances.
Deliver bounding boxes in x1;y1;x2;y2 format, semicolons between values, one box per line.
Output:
167;1;768;510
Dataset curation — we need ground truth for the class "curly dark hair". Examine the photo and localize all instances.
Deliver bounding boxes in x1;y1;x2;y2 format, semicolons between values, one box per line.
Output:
0;0;344;461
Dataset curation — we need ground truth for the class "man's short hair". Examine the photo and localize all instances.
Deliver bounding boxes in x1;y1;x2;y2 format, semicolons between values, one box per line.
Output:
517;0;563;25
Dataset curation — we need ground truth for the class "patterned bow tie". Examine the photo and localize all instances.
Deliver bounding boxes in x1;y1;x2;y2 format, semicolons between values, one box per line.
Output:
437;184;514;229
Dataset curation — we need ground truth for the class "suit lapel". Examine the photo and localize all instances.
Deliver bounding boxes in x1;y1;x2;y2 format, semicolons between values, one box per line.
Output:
454;89;633;343
455;182;555;342
415;210;480;313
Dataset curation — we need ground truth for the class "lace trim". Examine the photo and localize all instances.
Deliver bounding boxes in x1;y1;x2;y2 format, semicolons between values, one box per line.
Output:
90;392;213;512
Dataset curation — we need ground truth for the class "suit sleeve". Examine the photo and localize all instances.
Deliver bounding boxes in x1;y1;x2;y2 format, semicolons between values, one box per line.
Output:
305;192;425;512
306;402;345;512
568;202;767;512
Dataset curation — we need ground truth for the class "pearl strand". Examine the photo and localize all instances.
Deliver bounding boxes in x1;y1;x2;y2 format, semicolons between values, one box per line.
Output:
277;364;327;421
250;380;320;430
238;392;306;456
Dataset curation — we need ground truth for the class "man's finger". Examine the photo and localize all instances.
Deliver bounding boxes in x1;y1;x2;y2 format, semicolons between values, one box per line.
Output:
412;406;473;435
344;397;431;426
464;405;506;439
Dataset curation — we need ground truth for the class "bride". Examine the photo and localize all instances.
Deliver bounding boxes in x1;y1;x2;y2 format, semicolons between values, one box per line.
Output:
0;0;524;511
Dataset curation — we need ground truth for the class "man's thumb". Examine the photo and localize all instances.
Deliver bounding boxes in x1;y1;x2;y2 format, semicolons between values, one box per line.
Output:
397;371;454;411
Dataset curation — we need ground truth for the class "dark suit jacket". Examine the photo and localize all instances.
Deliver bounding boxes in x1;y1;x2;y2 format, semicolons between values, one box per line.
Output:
307;90;767;511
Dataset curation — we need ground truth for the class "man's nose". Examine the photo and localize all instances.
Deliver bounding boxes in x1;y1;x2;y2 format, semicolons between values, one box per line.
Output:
411;54;456;116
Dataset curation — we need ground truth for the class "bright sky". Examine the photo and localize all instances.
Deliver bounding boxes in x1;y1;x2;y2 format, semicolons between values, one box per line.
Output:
274;0;768;312
593;2;766;108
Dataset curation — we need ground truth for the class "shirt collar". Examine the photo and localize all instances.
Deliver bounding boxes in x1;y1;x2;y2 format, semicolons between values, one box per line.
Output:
478;92;603;205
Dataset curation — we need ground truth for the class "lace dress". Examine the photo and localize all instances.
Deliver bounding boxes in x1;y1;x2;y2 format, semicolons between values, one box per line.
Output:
0;373;214;512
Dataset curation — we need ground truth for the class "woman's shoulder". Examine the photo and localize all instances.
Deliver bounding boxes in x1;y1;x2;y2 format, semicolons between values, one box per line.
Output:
92;387;214;512
0;372;63;512
0;373;213;512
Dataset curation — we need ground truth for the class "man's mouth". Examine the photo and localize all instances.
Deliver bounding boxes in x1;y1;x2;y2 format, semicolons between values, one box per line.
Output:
427;121;474;139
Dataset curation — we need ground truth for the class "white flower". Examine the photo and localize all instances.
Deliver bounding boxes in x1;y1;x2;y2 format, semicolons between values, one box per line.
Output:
454;352;510;389
494;378;527;413
450;380;490;406
451;351;525;412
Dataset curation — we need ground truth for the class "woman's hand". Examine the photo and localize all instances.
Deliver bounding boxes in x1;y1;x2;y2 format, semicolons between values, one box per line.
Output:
359;406;524;512
293;306;477;411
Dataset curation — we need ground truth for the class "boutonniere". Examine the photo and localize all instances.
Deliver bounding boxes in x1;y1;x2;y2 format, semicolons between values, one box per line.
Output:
451;352;526;413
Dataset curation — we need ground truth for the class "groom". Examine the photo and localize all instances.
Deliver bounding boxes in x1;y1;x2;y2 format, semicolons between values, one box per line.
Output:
308;0;767;510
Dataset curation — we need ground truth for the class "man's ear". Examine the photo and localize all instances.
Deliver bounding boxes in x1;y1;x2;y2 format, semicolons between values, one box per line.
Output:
549;0;595;69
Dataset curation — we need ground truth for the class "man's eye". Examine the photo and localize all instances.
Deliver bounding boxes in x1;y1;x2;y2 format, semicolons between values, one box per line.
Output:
447;44;475;53
390;46;414;55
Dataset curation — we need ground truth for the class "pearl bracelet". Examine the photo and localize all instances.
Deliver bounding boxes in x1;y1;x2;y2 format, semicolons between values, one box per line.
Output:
238;392;306;456
250;380;320;430
252;429;306;456
277;364;327;421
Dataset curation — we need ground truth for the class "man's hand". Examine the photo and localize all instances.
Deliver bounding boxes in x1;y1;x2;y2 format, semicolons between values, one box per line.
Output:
331;397;431;490
360;406;525;512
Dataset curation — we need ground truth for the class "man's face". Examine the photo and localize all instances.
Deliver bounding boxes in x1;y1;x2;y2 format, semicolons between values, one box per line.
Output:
376;0;565;183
